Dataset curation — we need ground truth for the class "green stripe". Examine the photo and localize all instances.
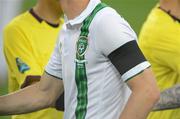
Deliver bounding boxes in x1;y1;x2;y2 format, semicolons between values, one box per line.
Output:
80;3;107;37
75;62;88;119
75;3;107;119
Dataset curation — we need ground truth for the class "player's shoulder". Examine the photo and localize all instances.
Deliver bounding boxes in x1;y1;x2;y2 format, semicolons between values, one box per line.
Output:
150;6;170;20
140;6;177;37
90;6;136;39
93;6;125;25
4;11;33;33
91;6;133;32
145;6;174;26
4;11;35;31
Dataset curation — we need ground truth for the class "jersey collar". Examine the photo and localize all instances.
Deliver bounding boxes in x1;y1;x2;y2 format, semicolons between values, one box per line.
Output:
29;8;60;28
64;0;101;26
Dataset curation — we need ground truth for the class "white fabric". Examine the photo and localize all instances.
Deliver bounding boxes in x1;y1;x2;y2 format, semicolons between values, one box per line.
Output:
46;43;63;79
45;0;150;119
121;62;151;81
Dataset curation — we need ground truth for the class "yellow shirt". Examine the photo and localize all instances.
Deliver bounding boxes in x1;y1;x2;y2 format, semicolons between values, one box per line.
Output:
139;6;180;119
3;10;63;119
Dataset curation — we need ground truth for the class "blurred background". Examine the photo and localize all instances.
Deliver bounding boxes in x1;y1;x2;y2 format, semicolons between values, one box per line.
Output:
0;0;157;119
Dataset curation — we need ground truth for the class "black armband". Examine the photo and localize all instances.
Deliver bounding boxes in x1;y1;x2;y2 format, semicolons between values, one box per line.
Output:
108;40;147;75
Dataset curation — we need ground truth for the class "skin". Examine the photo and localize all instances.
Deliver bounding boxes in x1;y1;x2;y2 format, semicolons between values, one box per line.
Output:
0;70;160;118
59;0;89;19
0;73;63;115
0;0;160;119
160;0;180;19
119;69;160;119
153;85;180;111
34;0;63;24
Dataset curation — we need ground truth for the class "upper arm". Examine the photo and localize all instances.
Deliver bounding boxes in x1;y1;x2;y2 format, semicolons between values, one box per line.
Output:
94;9;150;82
3;25;42;86
39;72;64;105
126;68;158;92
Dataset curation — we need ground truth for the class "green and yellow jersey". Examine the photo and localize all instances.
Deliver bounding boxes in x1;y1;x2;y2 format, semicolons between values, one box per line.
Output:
139;5;180;119
3;9;63;119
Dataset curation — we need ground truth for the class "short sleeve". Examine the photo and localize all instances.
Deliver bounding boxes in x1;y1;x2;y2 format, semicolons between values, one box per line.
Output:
3;25;42;86
93;8;150;81
45;40;62;79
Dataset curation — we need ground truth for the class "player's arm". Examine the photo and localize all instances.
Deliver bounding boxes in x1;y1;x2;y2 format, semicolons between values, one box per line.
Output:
119;68;159;119
3;24;64;111
94;12;160;119
0;72;63;116
107;41;160;119
20;76;41;89
153;84;180;111
2;28;64;114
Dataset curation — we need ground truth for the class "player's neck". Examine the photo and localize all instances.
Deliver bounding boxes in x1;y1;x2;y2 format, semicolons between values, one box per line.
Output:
160;0;180;19
33;1;62;24
60;0;89;20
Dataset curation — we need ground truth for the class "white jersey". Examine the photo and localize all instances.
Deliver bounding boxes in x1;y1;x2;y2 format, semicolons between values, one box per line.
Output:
45;0;150;119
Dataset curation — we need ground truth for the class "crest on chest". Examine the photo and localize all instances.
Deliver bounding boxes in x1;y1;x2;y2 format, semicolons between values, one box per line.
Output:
76;36;89;57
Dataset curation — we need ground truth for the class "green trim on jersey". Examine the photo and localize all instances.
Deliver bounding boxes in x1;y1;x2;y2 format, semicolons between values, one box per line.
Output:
75;3;107;119
80;3;107;37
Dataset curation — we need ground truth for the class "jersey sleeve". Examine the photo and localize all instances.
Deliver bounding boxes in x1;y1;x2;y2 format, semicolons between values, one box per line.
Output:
3;25;42;86
93;9;150;82
45;39;62;79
